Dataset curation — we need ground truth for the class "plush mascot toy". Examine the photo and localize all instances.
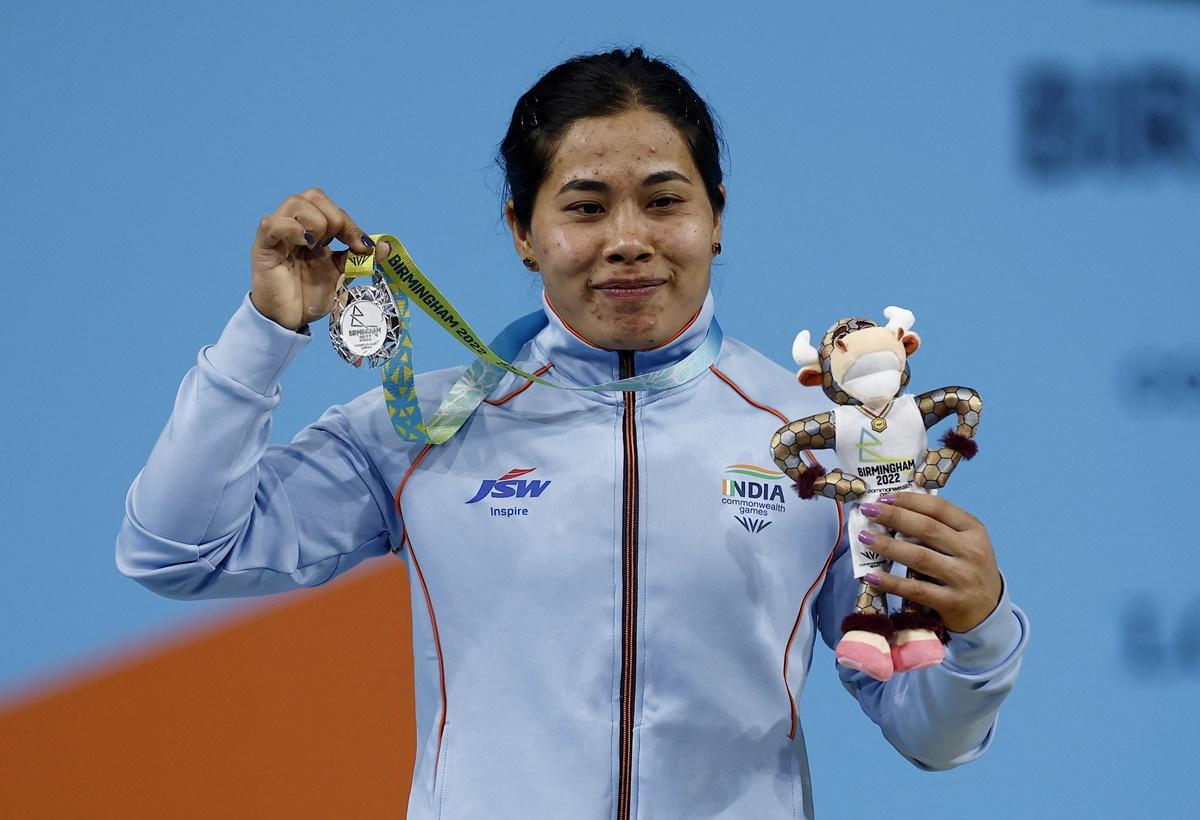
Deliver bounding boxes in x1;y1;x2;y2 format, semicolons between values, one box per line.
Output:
770;307;982;681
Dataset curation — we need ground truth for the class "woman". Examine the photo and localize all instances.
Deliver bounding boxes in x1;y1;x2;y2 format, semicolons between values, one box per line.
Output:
117;48;1028;819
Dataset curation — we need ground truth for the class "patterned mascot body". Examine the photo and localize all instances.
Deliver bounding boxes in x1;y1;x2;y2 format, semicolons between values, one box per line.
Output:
770;307;982;681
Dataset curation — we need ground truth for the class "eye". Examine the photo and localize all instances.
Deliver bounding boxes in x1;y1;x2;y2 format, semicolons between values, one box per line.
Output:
649;195;681;209
567;201;604;216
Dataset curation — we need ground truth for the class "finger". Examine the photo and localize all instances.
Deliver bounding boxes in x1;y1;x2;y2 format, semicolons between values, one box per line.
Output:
297;189;372;253
298;188;373;253
887;491;981;532
277;195;330;249
330;249;349;275
255;213;309;251
319;215;373;253
862;500;957;554
864;570;950;612
862;531;955;584
375;238;391;261
299;188;345;246
330;207;376;254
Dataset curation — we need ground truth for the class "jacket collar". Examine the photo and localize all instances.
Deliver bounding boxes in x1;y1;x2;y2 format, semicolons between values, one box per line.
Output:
531;289;715;387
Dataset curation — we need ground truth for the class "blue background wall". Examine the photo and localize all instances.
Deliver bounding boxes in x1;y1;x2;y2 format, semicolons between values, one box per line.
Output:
2;1;1197;816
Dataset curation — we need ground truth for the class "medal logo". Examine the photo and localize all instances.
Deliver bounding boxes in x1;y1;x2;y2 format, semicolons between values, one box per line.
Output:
339;300;386;356
329;270;404;367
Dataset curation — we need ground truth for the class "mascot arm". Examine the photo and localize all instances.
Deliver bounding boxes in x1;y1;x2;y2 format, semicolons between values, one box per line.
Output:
914;387;983;489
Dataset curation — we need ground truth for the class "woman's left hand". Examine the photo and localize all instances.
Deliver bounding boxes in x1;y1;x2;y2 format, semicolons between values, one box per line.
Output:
860;492;1003;633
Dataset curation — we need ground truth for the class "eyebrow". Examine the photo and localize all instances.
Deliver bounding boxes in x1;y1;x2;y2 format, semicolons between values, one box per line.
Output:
557;170;694;195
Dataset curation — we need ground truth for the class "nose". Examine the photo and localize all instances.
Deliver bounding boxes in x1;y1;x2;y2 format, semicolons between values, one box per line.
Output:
603;208;654;265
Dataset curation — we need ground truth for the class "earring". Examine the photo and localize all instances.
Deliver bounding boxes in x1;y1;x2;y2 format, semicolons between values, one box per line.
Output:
522;257;539;271
712;242;722;256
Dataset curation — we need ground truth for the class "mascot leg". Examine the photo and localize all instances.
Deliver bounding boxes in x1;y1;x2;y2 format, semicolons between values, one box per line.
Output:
889;486;947;672
837;506;894;680
891;568;947;673
837;579;895;681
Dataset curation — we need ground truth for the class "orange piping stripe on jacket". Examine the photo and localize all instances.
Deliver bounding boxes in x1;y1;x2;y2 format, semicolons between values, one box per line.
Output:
393;444;449;785
484;363;554;406
783;502;843;739
709;365;820;468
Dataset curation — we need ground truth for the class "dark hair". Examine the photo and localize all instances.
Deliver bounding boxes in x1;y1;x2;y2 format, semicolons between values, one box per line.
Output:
499;47;726;229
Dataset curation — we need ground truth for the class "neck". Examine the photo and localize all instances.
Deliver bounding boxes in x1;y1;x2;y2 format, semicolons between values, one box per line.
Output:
534;290;716;389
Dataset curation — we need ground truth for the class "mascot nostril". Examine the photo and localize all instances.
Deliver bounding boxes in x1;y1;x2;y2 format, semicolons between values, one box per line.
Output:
770;306;982;682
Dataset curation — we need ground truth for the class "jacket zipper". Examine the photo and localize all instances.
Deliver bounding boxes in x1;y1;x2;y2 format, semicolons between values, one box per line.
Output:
617;350;639;820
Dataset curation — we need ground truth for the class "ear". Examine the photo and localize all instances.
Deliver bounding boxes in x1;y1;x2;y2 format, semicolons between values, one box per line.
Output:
504;200;534;262
901;331;921;357
798;367;823;387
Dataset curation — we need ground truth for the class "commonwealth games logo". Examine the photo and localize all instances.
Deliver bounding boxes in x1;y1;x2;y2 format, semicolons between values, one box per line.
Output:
721;464;786;534
722;464;787;499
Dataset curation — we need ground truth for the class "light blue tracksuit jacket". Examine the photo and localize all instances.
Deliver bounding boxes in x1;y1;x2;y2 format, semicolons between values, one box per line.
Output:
116;290;1029;819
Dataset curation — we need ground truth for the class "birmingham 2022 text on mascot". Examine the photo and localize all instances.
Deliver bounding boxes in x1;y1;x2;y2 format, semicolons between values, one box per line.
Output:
770;307;982;681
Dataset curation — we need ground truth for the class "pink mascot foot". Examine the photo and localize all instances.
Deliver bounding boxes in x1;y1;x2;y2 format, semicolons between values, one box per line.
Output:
838;612;896;681
891;629;945;673
836;631;894;681
890;609;948;673
840;612;897;681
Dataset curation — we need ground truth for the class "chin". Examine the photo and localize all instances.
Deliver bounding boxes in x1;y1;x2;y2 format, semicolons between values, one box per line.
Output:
581;306;650;348
598;328;655;351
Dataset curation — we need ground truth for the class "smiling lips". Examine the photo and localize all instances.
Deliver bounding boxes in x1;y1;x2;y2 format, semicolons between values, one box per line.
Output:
592;278;668;299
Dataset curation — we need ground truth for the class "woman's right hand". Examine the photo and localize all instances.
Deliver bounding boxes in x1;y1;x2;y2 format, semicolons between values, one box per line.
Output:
250;188;389;331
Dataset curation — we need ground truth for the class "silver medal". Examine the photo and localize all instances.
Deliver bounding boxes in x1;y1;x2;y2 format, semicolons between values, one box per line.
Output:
329;269;403;367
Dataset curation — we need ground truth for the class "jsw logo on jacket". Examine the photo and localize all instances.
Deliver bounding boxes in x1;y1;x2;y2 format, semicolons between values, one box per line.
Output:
464;468;552;503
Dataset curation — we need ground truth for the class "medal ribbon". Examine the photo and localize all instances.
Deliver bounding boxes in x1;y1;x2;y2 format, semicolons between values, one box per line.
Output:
343;234;723;444
855;399;894;430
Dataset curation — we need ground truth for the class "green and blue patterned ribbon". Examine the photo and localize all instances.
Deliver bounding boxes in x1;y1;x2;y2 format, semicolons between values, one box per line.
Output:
345;235;722;444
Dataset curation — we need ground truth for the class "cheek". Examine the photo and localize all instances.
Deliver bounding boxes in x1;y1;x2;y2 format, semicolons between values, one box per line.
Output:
659;221;713;267
541;225;598;271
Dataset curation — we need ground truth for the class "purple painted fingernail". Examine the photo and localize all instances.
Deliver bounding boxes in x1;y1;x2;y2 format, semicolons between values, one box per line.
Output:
864;574;883;586
858;530;876;545
861;503;881;517
879;494;896;504
361;234;375;248
304;230;316;248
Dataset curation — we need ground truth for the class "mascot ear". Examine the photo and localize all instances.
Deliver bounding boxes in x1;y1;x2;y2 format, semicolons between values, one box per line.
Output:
901;331;921;356
792;329;822;386
798;367;824;387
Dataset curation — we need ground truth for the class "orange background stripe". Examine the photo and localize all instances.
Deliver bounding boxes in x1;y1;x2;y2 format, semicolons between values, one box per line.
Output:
0;560;417;818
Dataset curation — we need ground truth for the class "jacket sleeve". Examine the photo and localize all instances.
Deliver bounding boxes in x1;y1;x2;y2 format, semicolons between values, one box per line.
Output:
115;293;399;600
814;534;1030;771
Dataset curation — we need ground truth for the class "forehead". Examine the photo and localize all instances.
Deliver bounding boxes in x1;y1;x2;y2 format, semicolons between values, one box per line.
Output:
545;108;697;185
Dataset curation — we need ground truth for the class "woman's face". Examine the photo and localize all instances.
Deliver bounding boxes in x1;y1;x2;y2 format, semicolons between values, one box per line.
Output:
507;108;723;351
